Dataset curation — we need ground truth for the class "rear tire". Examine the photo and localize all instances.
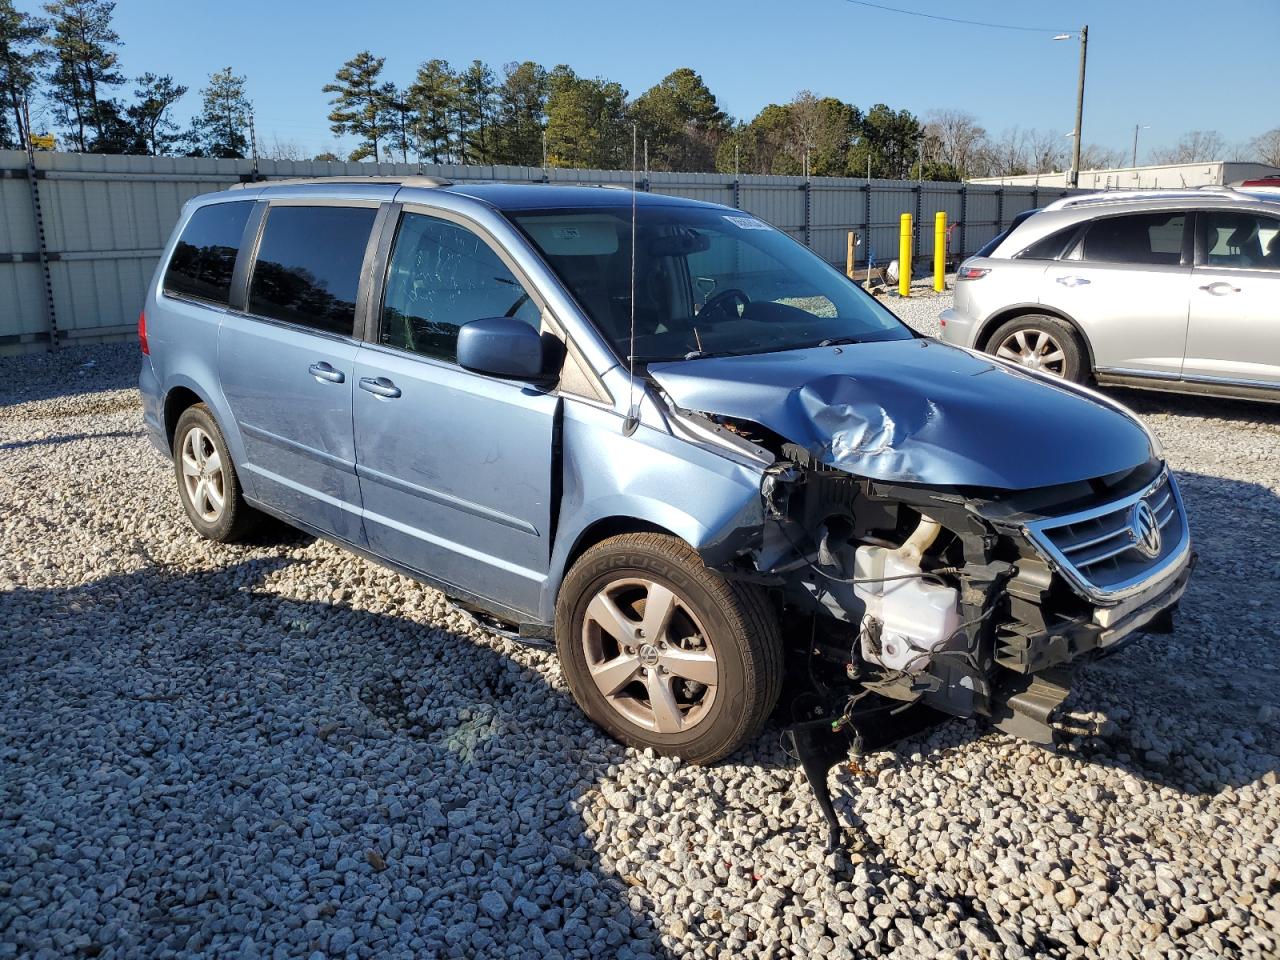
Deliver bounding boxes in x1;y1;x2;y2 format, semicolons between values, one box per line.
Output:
555;533;783;764
985;314;1087;383
173;404;261;543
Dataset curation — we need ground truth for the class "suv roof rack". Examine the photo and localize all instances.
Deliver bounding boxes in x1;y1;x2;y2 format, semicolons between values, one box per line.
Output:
228;175;452;191
1041;187;1251;212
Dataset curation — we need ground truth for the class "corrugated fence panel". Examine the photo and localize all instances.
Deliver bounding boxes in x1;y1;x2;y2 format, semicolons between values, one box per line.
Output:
0;150;1086;351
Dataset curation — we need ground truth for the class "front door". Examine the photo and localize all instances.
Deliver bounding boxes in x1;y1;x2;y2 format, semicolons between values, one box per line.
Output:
217;202;379;544
1183;208;1280;387
1042;210;1192;377
353;208;558;618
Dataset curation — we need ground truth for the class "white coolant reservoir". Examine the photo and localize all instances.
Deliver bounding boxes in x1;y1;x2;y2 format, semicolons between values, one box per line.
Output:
854;545;960;673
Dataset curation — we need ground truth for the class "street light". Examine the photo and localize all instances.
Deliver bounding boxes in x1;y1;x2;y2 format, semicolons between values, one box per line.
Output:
1054;26;1089;188
1132;124;1151;167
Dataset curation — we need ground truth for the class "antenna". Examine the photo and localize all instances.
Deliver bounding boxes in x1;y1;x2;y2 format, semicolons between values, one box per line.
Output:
622;123;641;437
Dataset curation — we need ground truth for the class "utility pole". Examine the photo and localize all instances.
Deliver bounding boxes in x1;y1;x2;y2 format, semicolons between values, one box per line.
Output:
1068;25;1088;188
1131;123;1150;168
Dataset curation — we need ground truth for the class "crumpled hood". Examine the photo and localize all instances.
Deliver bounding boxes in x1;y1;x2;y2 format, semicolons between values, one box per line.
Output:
648;338;1154;490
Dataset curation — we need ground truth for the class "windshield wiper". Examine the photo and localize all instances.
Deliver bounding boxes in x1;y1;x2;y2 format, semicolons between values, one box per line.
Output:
817;336;864;347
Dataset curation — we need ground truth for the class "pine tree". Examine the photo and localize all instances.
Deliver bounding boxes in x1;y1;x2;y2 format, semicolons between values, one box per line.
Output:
493;60;547;166
127;73;186;155
384;85;414;164
323;50;393;162
456;59;494;164
406;59;456;164
0;0;49;150
42;0;124;152
191;67;250;159
544;65;628;170
632;67;728;172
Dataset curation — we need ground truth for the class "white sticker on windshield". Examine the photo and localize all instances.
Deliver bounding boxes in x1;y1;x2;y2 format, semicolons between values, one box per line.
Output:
723;215;770;230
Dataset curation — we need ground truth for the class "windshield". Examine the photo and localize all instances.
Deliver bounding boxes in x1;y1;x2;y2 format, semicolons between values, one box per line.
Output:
509;204;911;363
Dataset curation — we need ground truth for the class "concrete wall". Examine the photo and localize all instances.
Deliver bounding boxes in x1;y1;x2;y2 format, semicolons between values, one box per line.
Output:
0;150;1069;354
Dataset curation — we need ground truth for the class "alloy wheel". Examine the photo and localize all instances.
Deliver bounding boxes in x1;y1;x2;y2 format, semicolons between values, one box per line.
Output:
180;426;226;523
580;577;719;734
996;328;1067;376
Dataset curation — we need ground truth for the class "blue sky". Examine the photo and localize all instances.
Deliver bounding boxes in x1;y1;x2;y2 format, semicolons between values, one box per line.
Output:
28;0;1274;161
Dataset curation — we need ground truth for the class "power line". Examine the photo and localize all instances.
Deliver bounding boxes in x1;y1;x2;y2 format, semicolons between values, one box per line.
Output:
841;0;1069;34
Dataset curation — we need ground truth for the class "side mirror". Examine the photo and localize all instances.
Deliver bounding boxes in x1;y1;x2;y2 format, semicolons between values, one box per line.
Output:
456;317;552;381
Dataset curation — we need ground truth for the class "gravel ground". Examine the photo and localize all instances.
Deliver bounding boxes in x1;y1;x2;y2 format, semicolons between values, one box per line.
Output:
2;301;1278;959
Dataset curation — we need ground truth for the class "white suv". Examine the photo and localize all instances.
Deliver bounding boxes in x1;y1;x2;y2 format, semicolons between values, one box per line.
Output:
940;189;1280;402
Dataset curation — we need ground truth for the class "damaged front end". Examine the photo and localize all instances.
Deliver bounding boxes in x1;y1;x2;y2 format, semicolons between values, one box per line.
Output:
665;395;1193;851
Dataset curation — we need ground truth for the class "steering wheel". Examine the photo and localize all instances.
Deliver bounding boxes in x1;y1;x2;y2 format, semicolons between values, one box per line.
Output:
698;288;750;320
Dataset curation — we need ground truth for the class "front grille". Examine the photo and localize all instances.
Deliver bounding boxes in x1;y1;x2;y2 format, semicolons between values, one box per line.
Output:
1023;471;1190;602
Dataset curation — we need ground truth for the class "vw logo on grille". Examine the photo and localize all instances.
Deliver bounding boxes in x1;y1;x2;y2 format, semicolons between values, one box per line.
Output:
1128;500;1162;559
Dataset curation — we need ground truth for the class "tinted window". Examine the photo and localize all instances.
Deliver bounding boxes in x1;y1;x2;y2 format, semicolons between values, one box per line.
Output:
381;212;539;362
163;201;253;305
1017;226;1078;260
1081;212;1185;265
1203;211;1280;269
248;205;377;336
976;209;1039;258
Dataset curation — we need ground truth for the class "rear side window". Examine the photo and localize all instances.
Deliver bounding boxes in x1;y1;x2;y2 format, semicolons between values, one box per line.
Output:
380;212;539;363
975;209;1039;258
1016;227;1078;261
1080;212;1186;265
163;201;253;305
248;205;378;336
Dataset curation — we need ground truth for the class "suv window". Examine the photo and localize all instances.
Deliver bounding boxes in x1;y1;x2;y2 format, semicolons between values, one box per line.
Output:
1080;212;1185;265
975;209;1039;258
1016;226;1078;261
163;201;253;305
1202;211;1280;269
381;212;539;362
248;205;377;336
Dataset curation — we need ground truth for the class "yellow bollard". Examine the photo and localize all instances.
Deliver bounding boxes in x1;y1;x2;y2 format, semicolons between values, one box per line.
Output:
846;231;856;279
899;213;912;298
934;211;947;292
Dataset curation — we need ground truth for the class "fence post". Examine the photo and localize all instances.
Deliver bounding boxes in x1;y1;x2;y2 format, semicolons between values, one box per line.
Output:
959;183;969;258
863;179;873;268
732;177;740;209
802;180;812;247
846;231;857;279
913;183;923;260
996;187;1005;235
1032;186;1040;210
24;148;58;351
899;213;912;298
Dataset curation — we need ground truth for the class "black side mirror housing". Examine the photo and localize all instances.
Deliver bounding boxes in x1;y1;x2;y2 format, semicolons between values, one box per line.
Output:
456;317;553;381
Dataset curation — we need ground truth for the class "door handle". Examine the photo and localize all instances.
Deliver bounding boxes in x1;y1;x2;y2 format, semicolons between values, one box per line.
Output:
1199;281;1241;295
308;361;344;383
1056;275;1091;287
359;376;402;399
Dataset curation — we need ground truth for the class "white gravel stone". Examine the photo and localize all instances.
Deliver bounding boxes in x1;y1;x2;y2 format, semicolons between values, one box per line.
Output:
1;327;1277;959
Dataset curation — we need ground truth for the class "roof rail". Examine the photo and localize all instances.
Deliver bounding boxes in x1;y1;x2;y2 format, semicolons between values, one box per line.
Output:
1041;187;1251;212
228;175;452;191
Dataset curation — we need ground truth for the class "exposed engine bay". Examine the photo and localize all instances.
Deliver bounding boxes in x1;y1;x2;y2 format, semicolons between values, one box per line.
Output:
672;406;1195;850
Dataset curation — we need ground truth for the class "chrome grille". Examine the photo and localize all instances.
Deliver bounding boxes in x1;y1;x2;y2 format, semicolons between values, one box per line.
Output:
1023;471;1190;602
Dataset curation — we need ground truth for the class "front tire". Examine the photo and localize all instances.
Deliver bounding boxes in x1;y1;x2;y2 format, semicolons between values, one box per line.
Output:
986;314;1087;383
173;404;261;543
555;533;783;764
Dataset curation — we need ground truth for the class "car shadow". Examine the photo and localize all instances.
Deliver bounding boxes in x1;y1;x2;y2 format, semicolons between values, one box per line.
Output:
0;557;672;959
1099;383;1280;426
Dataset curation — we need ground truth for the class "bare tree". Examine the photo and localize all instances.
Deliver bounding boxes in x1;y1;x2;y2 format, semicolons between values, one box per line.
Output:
1078;143;1124;170
1247;128;1280;167
973;126;1029;178
261;132;306;161
924;109;988;177
1024;128;1067;174
1150;129;1226;164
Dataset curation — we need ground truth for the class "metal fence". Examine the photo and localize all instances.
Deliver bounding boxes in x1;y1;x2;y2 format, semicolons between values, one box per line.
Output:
0;150;1072;354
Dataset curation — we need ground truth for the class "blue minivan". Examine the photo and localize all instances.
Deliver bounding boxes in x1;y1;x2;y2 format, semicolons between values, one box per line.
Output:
139;177;1192;781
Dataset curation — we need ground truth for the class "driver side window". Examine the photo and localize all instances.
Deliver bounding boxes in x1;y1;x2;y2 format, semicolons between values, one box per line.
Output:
686;231;838;319
381;212;539;363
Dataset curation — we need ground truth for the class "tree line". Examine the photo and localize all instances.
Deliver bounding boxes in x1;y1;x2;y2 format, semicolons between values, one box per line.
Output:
3;0;1278;178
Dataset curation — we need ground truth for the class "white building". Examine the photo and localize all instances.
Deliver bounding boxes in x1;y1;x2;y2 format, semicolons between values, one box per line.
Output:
969;160;1280;190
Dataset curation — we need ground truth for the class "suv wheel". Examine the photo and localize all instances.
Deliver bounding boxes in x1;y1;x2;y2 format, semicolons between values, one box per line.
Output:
173;404;261;542
555;533;783;764
986;314;1087;383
